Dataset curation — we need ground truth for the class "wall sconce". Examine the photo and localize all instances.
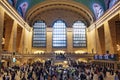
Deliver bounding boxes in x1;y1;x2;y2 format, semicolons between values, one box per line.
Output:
116;44;120;51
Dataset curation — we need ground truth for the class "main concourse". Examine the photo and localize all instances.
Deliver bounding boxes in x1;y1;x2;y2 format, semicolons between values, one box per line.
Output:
0;0;120;80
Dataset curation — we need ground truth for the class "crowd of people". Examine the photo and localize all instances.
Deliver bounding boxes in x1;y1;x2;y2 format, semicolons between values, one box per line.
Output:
0;60;120;80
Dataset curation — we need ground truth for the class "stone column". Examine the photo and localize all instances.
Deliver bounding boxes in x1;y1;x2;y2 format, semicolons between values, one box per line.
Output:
87;24;97;54
22;28;25;54
104;21;114;53
0;7;4;52
46;28;52;53
12;21;17;52
67;28;73;53
0;6;4;71
9;21;17;66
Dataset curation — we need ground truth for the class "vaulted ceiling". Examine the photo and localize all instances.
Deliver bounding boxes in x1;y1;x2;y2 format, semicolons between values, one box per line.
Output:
8;0;119;27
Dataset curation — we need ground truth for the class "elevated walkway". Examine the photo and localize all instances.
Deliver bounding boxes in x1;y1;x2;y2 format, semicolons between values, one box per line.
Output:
0;51;94;60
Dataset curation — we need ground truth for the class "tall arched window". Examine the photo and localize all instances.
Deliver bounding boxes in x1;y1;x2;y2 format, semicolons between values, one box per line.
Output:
73;21;87;47
33;21;46;47
52;20;67;48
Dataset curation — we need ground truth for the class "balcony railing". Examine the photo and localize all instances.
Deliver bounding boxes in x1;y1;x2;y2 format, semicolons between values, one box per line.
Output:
0;52;94;60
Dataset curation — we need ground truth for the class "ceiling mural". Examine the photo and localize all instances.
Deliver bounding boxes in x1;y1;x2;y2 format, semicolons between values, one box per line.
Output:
92;3;104;19
7;0;119;20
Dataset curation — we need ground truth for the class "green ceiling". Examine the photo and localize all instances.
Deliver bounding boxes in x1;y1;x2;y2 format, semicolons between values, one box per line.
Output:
8;0;119;19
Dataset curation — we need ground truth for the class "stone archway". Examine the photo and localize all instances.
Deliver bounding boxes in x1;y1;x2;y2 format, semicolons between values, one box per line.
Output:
26;0;94;27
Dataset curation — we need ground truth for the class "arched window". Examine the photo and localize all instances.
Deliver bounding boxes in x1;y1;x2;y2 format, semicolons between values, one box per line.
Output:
52;20;67;48
33;21;46;47
73;21;87;47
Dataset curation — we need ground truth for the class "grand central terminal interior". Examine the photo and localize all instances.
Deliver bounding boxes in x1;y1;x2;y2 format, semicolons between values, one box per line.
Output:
0;0;120;80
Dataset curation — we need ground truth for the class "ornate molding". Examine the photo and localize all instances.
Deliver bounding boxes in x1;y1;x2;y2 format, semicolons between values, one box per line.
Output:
95;1;120;28
0;0;31;31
